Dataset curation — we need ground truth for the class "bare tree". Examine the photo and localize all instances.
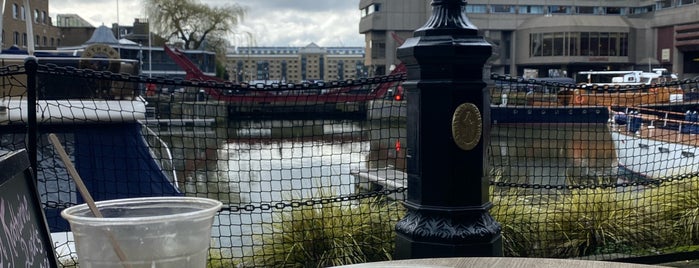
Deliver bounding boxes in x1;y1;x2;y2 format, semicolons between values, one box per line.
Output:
145;0;247;50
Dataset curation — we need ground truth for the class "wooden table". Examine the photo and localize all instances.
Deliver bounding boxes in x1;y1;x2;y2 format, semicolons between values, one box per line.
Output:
333;257;667;267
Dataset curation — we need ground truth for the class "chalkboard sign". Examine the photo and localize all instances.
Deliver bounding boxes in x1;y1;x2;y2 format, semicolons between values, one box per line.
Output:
0;149;59;268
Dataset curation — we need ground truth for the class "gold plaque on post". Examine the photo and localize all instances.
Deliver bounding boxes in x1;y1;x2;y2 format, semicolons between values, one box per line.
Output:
452;103;482;151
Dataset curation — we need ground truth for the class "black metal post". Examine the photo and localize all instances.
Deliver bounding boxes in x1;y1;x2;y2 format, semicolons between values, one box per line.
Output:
25;57;38;178
394;0;502;258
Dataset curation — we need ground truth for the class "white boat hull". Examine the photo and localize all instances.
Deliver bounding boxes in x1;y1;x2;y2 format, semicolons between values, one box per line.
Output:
610;127;699;178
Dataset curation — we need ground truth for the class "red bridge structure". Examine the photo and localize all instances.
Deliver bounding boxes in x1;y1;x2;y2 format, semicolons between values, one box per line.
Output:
163;45;406;104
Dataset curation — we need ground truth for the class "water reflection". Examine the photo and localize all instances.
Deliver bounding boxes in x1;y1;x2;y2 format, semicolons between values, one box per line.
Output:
155;121;617;201
490;123;616;186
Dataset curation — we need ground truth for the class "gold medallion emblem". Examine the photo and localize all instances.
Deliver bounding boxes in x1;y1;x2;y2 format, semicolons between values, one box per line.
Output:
452;103;482;151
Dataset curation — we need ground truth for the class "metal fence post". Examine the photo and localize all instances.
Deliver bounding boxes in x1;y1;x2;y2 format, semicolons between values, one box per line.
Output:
25;56;38;177
394;0;502;258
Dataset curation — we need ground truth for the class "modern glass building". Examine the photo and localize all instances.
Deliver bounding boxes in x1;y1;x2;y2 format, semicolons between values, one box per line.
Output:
359;0;699;79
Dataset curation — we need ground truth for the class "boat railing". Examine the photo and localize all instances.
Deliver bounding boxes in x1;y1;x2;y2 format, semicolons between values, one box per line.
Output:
140;122;179;189
618;106;699;142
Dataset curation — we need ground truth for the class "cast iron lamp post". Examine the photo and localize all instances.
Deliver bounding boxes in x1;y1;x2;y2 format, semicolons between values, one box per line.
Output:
394;0;502;258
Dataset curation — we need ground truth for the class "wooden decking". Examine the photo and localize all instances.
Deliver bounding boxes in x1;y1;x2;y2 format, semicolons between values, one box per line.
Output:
611;107;699;146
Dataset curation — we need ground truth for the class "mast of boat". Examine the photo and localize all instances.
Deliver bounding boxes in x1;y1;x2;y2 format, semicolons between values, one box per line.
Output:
148;22;152;77
0;0;5;51
23;0;34;55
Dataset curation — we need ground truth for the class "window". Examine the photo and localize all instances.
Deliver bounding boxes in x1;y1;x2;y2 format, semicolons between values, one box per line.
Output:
589;32;599;56
631;5;654;14
658;0;673;9
609;33;618;56
619;33;628;57
22;33;27;46
12;4;18;19
605;7;623;15
13;31;19;45
568;33;579;56
361;4;381;17
465;5;487;13
34;9;38;23
576;6;596;14
491;5;514;13
542;33;553;56
519;5;544;14
20;6;25;21
531;31;628;58
530;33;542;57
553;33;564;56
599;32;609;56
549;6;571;14
41;11;46;24
680;0;696;5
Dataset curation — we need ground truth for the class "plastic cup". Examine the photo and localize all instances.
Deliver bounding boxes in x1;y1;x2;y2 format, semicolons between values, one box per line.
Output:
61;196;223;268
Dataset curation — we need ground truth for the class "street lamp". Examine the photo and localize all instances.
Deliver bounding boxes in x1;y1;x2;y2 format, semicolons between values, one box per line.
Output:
393;0;501;259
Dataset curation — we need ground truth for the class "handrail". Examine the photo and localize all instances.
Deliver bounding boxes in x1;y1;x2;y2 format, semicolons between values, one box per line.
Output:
139;122;179;189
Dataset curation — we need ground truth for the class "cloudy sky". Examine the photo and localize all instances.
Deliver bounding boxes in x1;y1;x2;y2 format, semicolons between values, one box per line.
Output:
49;0;365;47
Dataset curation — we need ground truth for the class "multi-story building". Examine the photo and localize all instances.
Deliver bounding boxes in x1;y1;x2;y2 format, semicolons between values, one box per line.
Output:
226;43;367;83
359;0;699;79
358;0;430;76
2;0;61;49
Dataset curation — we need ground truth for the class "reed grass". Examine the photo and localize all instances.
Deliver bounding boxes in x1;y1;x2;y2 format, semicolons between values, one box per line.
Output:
491;176;699;258
233;174;699;266
239;196;405;267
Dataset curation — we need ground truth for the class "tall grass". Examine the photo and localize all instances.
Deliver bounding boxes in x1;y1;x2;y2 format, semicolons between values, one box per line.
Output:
491;177;699;258
234;176;699;266
642;178;699;245
240;196;405;267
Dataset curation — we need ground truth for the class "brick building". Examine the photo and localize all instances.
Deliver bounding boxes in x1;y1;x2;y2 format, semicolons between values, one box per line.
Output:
2;0;61;49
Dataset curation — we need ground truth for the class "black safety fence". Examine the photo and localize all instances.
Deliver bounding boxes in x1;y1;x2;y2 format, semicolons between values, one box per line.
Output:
5;57;699;266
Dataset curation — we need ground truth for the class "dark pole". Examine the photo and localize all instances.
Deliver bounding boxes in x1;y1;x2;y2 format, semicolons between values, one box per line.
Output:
25;57;38;178
394;0;502;259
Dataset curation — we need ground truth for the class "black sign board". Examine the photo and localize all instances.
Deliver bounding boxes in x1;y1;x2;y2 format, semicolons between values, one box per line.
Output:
0;149;59;268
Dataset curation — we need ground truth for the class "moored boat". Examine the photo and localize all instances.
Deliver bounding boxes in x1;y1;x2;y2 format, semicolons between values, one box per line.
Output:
570;69;683;106
609;107;699;179
492;69;683;108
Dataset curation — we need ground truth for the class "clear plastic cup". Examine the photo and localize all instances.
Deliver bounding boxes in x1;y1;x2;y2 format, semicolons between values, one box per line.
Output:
61;196;223;268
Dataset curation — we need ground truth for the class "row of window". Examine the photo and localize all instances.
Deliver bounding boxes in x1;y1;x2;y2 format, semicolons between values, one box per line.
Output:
467;0;695;16
235;49;364;55
6;31;59;47
530;32;629;57
12;4;49;24
361;4;381;18
233;60;367;82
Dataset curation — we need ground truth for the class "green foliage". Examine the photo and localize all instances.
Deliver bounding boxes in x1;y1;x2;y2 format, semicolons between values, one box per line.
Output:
640;179;699;245
240;197;405;267
490;176;699;258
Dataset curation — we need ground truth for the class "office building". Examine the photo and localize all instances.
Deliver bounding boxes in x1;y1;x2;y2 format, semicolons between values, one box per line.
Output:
359;0;699;79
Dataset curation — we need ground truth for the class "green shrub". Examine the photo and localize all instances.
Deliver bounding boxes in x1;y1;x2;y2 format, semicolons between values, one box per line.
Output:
240;196;405;267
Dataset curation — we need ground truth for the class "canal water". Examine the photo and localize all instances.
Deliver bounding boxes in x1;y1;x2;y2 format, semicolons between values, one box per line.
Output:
154;119;616;257
490;123;617;186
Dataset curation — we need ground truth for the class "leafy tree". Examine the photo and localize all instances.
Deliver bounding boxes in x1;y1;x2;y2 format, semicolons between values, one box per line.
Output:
144;0;247;50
